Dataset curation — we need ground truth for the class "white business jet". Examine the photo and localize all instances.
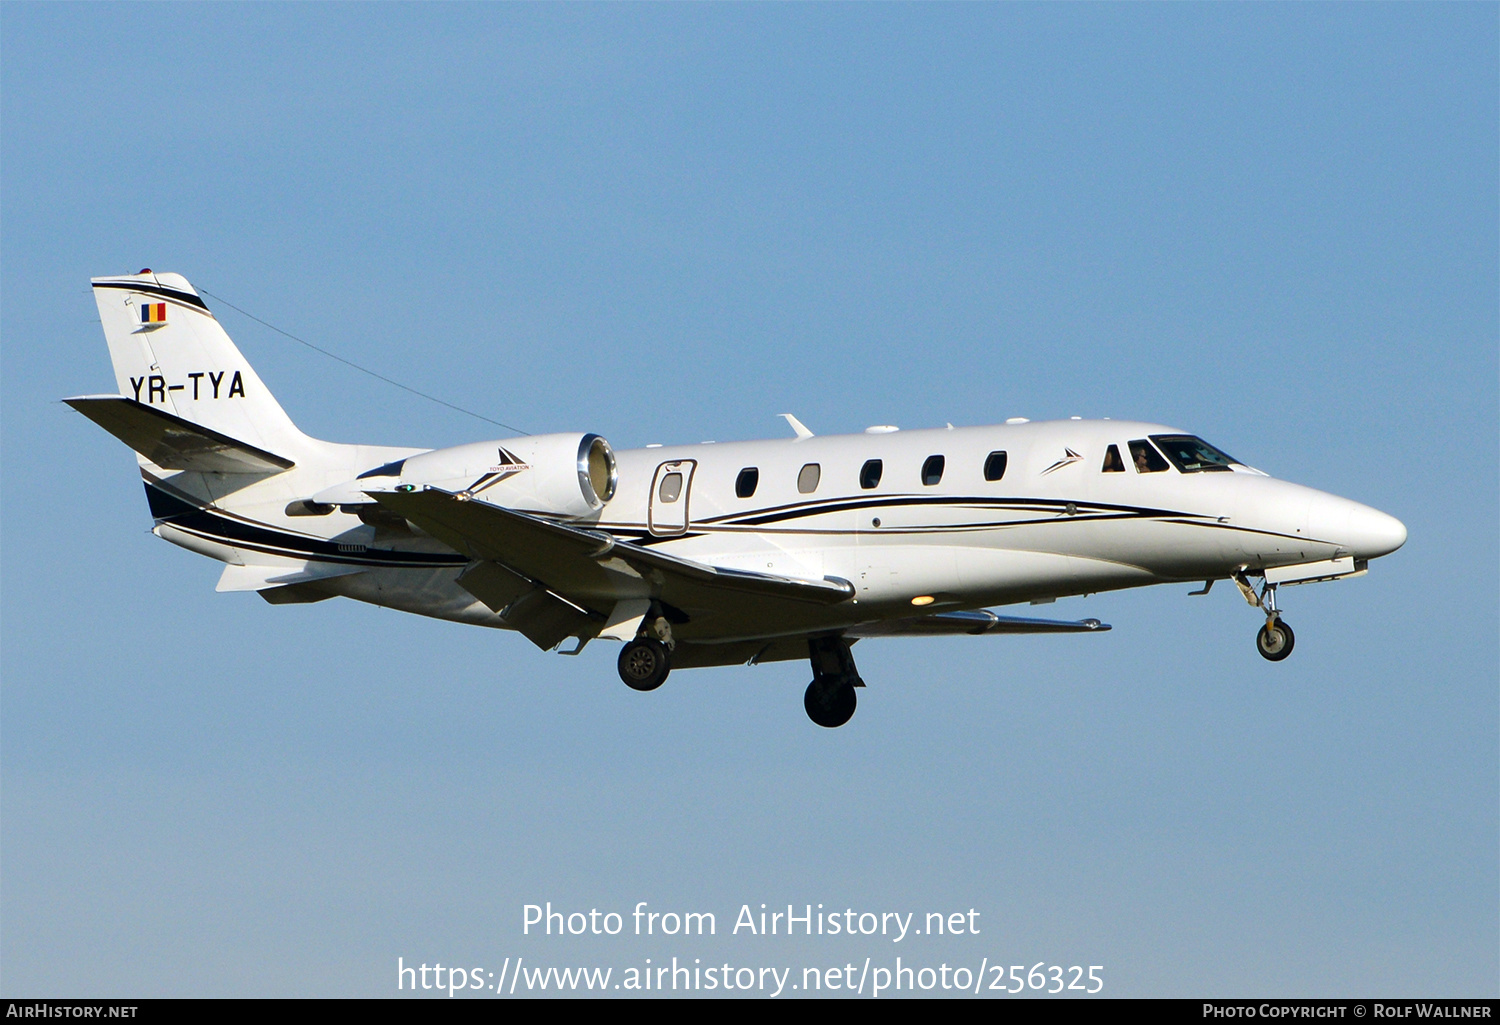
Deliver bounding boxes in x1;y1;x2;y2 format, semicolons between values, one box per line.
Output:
69;271;1407;727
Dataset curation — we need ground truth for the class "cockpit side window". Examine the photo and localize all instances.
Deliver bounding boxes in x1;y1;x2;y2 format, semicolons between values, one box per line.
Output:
1101;444;1125;472
1128;439;1170;473
1150;435;1237;472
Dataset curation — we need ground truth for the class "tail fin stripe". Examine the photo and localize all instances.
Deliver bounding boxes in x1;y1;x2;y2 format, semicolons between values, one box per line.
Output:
93;279;209;311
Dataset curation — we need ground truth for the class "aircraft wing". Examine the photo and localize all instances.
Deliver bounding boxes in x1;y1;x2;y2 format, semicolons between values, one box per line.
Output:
65;395;294;474
370;487;854;648
847;609;1110;637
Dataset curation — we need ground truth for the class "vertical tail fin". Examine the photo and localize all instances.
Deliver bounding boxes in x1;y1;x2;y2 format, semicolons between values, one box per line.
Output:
91;271;310;459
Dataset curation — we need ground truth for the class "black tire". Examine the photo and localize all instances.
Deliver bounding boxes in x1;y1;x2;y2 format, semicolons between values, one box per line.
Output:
1256;619;1295;661
618;638;671;691
804;676;857;728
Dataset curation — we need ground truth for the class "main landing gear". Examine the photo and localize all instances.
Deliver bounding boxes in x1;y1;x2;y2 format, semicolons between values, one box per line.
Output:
616;619;868;729
618;637;670;690
617;613;675;691
804;636;863;729
1234;570;1296;662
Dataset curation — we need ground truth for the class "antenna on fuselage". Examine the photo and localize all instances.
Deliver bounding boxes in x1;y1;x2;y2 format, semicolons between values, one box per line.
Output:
779;413;814;439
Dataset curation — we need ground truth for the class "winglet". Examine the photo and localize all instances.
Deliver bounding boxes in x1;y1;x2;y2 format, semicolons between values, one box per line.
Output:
778;413;814;439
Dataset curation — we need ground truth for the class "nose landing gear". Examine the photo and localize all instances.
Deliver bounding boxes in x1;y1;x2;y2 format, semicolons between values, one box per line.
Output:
1256;618;1295;661
1234;570;1296;662
804;636;863;728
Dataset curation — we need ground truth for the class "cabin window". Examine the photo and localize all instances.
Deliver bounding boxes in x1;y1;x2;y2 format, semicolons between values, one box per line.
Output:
1129;439;1170;474
1101;444;1125;472
735;467;759;498
797;463;821;494
1150;434;1237;473
983;450;1007;481
860;459;883;489
657;472;684;503
921;455;945;486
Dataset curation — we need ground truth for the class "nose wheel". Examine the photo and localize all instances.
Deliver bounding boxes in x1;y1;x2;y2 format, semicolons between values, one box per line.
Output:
1256;618;1295;661
1234;570;1297;662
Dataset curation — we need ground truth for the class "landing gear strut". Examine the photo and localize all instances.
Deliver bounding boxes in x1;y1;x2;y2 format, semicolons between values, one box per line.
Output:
617;612;674;691
1234;570;1296;662
804;636;863;728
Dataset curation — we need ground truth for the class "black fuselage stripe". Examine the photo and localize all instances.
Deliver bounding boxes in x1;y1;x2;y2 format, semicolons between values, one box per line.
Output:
695;494;1190;528
146;485;466;567
165;522;464;567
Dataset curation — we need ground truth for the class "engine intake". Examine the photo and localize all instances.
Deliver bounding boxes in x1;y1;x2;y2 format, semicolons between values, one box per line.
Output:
392;432;616;520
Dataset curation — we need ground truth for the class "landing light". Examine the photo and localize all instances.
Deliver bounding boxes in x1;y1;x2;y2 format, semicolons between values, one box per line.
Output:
911;595;935;606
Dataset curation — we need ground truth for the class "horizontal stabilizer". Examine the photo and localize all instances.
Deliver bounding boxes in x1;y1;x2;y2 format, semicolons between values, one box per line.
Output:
848;609;1110;637
66;395;294;474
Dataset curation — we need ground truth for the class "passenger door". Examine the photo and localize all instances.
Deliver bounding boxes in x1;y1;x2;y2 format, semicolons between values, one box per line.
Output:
648;460;697;537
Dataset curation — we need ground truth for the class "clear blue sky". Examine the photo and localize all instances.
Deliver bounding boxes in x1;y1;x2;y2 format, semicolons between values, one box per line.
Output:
3;3;1495;997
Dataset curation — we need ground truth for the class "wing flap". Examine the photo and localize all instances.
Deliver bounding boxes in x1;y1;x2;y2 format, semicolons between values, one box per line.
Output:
848;610;1110;637
370;487;855;618
501;587;599;650
670;636;822;669
66;395;294;474
455;560;536;613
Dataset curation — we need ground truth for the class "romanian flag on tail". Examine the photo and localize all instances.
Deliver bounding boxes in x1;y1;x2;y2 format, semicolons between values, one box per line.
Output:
140;302;167;324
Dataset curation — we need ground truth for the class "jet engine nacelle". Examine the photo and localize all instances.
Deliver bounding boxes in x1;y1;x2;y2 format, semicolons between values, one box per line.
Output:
394;433;617;520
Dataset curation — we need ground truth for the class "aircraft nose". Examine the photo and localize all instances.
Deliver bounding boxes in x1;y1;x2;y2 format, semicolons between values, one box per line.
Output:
1346;503;1407;559
1308;493;1407;560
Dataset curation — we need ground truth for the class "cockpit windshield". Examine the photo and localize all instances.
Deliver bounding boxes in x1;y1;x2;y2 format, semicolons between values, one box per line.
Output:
1149;435;1238;473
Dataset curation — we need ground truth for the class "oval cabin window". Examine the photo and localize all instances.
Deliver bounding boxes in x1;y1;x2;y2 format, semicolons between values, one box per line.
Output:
984;451;1007;481
797;463;821;494
921;455;945;486
658;472;683;503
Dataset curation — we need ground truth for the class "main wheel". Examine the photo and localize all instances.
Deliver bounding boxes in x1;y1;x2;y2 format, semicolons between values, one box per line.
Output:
1256;619;1295;661
618;638;671;691
804;677;857;728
